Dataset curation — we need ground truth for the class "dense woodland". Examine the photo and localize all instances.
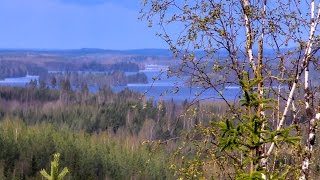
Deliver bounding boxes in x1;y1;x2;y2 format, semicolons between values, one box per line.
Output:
0;84;227;179
1;81;320;179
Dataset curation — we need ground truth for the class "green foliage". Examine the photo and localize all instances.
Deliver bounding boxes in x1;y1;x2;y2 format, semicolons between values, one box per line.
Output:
0;120;171;179
169;75;301;179
40;153;69;180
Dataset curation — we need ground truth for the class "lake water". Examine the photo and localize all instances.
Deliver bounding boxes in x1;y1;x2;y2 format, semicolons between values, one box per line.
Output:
0;68;242;102
0;75;39;87
114;69;241;101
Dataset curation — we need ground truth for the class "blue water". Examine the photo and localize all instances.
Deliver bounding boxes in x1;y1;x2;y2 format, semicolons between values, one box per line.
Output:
0;69;241;101
112;85;241;102
0;75;39;87
113;70;241;101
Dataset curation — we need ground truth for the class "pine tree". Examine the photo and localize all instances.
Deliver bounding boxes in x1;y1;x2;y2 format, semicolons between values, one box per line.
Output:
40;153;69;180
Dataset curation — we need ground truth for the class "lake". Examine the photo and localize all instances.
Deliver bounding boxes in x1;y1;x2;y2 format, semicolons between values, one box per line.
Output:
114;69;241;101
0;75;39;87
0;67;242;102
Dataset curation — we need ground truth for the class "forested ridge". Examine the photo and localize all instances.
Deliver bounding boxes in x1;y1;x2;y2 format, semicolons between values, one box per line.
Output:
0;85;226;179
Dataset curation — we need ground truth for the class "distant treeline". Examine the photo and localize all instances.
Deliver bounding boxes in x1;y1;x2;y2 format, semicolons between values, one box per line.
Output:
0;60;47;80
46;71;148;87
46;61;140;72
0;86;177;136
0;85;224;138
0;60;148;86
0;60;141;79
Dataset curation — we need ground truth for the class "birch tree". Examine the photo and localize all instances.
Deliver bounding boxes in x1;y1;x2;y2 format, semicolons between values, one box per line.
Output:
141;0;320;179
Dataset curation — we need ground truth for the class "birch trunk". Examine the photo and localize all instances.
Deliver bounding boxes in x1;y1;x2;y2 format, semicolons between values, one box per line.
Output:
241;0;257;72
267;1;320;159
258;1;267;178
299;1;320;179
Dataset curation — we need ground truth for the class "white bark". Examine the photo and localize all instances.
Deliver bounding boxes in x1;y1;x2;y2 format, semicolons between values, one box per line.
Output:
242;0;257;72
266;78;298;156
300;112;320;180
291;98;298;126
259;1;267;178
299;1;320;179
267;1;320;158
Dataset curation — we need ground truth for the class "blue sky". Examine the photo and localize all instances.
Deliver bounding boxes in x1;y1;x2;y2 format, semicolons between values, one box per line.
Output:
0;0;166;49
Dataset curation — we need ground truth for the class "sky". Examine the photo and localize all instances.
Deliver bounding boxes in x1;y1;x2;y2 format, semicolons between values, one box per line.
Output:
0;0;166;49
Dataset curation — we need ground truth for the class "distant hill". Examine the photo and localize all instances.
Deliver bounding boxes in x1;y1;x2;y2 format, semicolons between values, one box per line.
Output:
0;47;297;58
0;48;228;57
0;48;174;57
